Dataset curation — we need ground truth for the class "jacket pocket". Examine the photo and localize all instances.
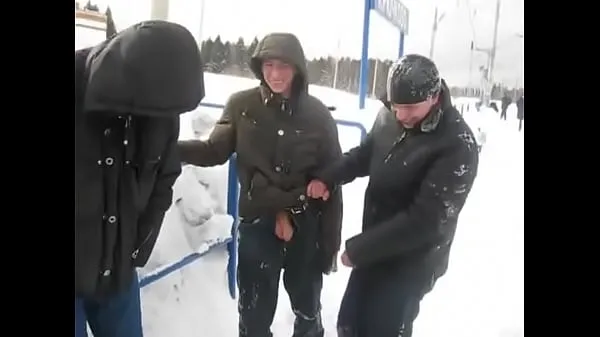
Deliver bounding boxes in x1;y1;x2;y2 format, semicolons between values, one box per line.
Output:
236;110;268;155
288;131;321;173
239;110;258;128
131;228;157;267
132;228;154;259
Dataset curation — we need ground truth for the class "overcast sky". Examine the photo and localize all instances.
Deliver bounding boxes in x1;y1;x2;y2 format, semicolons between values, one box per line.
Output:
87;0;524;87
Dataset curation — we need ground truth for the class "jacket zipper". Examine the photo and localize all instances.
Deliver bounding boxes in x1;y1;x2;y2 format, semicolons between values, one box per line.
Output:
131;229;154;259
384;130;408;163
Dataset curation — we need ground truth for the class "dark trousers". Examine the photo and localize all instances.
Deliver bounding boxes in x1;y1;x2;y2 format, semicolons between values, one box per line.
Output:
237;210;324;337
337;267;428;337
75;271;143;337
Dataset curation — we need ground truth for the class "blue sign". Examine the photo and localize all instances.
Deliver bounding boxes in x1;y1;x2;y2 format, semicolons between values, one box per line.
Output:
371;0;409;34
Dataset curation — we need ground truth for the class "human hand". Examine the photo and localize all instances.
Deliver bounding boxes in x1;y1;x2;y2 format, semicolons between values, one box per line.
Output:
307;179;330;201
275;211;294;242
340;251;354;268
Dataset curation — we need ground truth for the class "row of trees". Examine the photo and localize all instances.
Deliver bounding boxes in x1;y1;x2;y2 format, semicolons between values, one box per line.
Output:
76;0;521;100
450;85;524;101
202;36;400;99
201;36;520;100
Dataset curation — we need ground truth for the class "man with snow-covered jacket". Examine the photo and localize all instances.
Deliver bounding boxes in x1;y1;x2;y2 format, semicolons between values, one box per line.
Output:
307;54;479;337
75;21;205;337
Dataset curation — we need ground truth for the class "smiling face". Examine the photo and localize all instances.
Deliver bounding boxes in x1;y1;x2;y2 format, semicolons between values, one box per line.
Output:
261;58;296;97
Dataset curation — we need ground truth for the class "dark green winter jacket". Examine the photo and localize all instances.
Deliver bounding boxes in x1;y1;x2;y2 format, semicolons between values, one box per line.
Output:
178;33;344;273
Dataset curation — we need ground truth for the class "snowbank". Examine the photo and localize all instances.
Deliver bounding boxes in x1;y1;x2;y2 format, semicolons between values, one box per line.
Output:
139;111;237;336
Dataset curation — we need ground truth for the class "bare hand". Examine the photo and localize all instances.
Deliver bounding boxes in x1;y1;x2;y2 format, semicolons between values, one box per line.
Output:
307;179;330;201
275;211;294;242
341;251;354;268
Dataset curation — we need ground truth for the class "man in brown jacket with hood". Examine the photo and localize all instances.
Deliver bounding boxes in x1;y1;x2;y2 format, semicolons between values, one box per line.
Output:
178;32;343;337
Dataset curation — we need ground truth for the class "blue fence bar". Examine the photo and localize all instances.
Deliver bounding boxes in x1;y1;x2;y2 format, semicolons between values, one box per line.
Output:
334;119;368;140
140;238;231;288
225;155;239;298
140;101;368;300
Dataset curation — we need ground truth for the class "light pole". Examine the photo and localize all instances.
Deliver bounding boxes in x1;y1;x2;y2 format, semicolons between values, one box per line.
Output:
471;45;493;104
471;0;501;106
198;0;206;46
332;37;341;90
429;6;446;60
517;33;524;88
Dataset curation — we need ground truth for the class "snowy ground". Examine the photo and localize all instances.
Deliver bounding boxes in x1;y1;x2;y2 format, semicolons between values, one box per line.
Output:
136;73;524;337
76;20;523;337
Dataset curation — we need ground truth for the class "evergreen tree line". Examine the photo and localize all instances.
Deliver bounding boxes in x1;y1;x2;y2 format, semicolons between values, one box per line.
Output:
202;36;395;99
75;0;522;102
201;36;522;100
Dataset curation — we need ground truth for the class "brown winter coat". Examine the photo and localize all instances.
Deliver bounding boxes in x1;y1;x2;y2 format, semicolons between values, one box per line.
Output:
178;33;343;273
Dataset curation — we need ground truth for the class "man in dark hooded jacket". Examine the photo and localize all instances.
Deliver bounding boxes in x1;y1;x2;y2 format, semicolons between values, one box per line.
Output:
308;54;479;337
75;21;205;337
178;32;343;337
500;93;512;120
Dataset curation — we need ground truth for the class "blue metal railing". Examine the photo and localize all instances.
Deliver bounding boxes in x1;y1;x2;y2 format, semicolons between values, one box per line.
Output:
140;101;368;300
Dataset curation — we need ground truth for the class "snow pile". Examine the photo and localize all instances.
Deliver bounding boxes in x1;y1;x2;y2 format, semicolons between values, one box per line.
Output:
139;160;237;335
139;110;237;337
190;109;218;139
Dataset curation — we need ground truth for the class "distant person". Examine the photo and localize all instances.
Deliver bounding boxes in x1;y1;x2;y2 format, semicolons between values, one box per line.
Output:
75;21;205;337
500;94;512;120
177;32;343;337
516;95;524;131
306;54;480;337
475;127;487;152
489;101;498;113
475;100;483;112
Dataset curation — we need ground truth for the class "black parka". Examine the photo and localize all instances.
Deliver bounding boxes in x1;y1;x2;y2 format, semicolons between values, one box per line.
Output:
75;21;205;298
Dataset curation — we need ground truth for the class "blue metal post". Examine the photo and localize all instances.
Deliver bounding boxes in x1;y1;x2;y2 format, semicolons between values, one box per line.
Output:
398;32;405;58
358;0;372;110
226;156;239;299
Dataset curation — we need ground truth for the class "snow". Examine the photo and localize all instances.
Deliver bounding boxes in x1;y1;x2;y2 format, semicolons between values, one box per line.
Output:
76;25;523;337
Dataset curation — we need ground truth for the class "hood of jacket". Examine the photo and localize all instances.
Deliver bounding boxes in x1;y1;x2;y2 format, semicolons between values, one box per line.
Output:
83;20;205;117
249;32;309;94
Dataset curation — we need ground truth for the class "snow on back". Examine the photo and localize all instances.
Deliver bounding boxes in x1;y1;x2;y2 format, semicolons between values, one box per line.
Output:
414;105;524;337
